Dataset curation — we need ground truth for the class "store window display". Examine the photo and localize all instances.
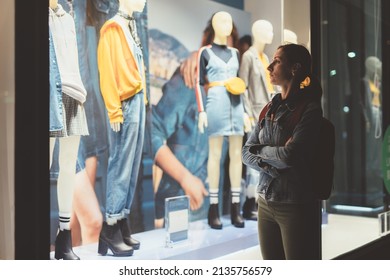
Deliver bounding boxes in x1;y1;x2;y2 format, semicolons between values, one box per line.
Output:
49;0;89;260
195;11;250;230
97;0;147;257
239;19;276;221
151;17;241;228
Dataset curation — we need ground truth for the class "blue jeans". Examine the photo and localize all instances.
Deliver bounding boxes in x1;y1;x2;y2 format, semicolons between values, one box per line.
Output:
105;92;145;223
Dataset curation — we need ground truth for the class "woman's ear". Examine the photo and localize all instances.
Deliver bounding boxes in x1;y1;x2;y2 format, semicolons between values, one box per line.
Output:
292;63;302;74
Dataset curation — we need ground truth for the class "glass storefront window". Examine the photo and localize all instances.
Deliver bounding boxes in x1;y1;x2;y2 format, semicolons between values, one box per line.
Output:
320;0;384;217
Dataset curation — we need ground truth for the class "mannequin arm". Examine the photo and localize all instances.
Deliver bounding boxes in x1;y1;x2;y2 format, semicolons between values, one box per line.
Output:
110;122;121;132
243;113;252;133
155;145;208;210
198;111;208;134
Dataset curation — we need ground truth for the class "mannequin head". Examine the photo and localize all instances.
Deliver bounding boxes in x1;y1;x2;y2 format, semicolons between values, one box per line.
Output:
202;15;238;48
283;29;298;44
119;0;146;15
211;11;233;44
49;0;58;9
251;20;273;45
365;56;382;81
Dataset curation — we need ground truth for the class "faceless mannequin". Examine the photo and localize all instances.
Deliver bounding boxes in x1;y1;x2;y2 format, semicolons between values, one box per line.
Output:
238;20;275;220
362;56;382;138
365;56;382;82
252;20;273;54
196;11;246;229
283;29;298;44
49;0;88;260
97;0;146;257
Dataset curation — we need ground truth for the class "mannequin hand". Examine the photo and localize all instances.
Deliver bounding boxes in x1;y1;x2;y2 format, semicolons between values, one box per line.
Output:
244;113;252;133
198;111;208;134
110;122;121;132
181;172;208;211
180;51;198;88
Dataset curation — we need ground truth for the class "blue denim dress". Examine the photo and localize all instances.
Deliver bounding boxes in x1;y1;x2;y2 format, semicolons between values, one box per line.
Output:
204;48;244;137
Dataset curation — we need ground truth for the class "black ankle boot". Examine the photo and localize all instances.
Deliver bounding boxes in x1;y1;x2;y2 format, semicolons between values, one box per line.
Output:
231;202;245;228
54;229;80;260
118;218;140;250
208;204;222;229
242;197;258;221
98;222;134;257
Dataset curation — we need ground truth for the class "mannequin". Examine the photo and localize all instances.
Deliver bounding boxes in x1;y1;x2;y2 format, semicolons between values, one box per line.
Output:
195;11;248;229
49;0;89;260
97;0;146;257
238;19;275;221
283;29;298;44
362;56;382;194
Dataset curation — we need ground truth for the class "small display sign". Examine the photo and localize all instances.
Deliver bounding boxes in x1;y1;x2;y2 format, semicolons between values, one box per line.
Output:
165;195;189;247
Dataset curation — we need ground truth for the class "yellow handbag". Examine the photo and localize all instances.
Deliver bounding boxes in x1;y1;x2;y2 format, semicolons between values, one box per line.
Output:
208;77;246;95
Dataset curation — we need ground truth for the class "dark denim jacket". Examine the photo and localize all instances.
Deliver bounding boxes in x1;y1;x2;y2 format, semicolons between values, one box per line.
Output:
242;93;323;203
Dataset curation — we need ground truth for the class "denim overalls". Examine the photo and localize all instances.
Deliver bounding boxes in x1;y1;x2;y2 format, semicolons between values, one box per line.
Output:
105;16;146;224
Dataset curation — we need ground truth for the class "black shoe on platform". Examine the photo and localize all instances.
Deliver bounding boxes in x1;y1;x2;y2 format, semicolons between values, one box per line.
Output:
54;229;80;260
98;222;134;257
118;218;140;250
231;202;245;228
242;197;258;221
208;204;223;229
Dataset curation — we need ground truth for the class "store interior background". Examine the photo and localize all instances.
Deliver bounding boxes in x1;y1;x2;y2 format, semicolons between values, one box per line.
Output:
1;0;389;260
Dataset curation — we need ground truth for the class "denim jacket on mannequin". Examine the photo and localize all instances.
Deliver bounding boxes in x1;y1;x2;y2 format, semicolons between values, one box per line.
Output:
49;29;63;132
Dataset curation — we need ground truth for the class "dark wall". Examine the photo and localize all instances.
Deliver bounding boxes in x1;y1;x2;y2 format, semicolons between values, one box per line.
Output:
15;0;49;259
212;0;244;10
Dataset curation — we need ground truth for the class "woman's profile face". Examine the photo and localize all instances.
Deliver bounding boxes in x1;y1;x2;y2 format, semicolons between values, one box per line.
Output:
267;48;292;87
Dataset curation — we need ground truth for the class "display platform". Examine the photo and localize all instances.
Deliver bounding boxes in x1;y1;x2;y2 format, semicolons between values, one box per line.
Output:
50;217;258;260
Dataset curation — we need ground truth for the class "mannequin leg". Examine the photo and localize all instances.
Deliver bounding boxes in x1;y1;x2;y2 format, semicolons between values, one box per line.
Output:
207;136;224;229
54;136;80;260
57;136;80;214
49;138;56;168
228;135;245;228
